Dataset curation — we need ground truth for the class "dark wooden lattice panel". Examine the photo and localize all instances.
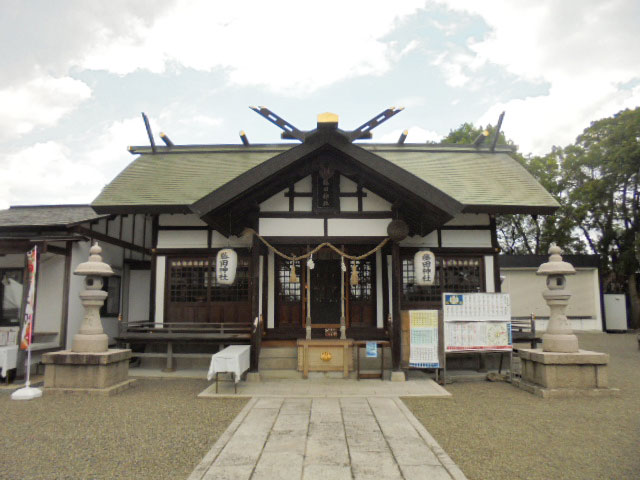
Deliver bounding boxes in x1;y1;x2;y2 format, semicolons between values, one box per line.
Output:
169;258;209;303
350;260;373;301
402;255;483;305
277;260;301;302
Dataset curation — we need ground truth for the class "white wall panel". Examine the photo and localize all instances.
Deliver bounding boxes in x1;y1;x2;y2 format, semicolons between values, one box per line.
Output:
159;214;207;227
295;197;313;211
327;218;391;237
158;230;208;248
34;253;64;335
211;231;252;248
400;232;438;247
340;197;359;212
484;255;495;293
294;176;312;192
155;256;166;324
362;189;392;211
259;218;324;237
340;176;357;192
501;268;602;331
259;190;289;212
441;229;492;247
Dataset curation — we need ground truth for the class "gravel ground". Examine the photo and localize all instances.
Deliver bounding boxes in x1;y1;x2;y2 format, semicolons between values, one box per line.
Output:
0;378;247;480
403;332;640;480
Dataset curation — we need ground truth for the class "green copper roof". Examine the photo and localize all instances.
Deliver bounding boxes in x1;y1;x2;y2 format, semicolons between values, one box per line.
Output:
364;146;559;209
92;143;558;212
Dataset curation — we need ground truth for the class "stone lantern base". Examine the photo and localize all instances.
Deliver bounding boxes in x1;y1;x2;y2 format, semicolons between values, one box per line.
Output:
42;349;136;396
515;348;619;398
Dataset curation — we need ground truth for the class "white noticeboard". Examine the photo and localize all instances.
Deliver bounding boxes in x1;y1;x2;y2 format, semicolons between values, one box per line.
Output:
408;310;440;368
443;293;512;352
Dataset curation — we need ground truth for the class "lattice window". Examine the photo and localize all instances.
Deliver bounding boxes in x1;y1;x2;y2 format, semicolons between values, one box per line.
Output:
402;255;482;304
278;260;301;302
350;260;372;301
211;256;250;302
169;258;209;303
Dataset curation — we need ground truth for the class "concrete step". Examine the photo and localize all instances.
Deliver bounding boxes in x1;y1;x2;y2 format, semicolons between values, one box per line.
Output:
259;357;299;370
259;347;297;359
259;369;303;380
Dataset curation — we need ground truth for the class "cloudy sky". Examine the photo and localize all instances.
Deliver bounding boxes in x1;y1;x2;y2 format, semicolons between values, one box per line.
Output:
1;0;638;209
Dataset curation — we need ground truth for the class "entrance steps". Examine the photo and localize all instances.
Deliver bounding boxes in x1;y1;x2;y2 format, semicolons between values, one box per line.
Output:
258;345;393;379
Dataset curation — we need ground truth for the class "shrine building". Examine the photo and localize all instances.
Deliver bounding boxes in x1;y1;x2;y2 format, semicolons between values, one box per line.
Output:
0;108;558;377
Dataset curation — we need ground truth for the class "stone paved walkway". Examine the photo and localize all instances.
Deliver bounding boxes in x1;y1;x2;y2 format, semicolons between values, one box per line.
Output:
188;396;467;480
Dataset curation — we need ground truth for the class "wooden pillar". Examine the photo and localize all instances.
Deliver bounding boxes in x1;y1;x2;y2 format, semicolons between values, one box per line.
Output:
148;215;159;323
250;234;261;372
391;241;402;371
59;241;72;349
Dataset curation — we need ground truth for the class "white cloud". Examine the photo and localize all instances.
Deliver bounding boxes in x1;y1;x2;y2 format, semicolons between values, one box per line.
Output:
78;1;427;94
0;76;91;139
435;0;640;153
0;116;152;209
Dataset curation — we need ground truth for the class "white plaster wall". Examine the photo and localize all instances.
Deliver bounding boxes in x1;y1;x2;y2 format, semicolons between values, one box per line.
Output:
340;176;357;193
340;197;359;212
445;214;490;226
259;218;324;237
66;241;90;348
0;254;24;268
128;270;150;322
259;190;289;212
295;197;313;211
294;176;312;192
159;214;207;227
484;255;495;293
501;268;602;331
155;256;166;324
362;189;392;211
158;230;208;248
327;218;391;237
211;231;252;248
441;229;492;247
33;253;64;335
400;232;439;247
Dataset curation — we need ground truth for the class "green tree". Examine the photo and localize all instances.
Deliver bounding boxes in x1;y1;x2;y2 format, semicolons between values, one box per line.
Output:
560;107;640;328
440;123;579;255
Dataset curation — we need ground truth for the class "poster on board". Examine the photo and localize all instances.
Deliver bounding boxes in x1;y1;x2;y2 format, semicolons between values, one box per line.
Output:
443;292;511;322
443;292;513;352
408;310;440;368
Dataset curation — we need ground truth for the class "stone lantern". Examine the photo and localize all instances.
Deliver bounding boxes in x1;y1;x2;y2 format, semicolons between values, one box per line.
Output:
516;243;617;398
42;242;135;395
536;244;579;353
72;242;113;353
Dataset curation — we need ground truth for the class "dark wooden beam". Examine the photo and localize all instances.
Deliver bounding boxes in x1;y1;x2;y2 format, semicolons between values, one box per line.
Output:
59;241;72;349
391;241;402;371
141;112;156;153
70;225;151;255
149;215;159;323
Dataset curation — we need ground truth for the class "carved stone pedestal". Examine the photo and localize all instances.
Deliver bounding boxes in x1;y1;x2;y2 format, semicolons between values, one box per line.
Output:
42;349;136;395
516;348;618;398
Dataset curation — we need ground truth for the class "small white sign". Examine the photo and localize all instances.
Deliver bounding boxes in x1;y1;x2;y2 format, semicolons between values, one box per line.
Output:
216;249;237;285
414;251;436;286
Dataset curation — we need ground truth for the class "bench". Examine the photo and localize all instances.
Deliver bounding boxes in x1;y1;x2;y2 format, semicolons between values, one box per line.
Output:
116;321;254;372
499;315;541;375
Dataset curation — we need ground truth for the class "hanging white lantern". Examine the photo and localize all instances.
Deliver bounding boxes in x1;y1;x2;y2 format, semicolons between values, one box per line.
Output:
414;250;436;286
216;248;237;285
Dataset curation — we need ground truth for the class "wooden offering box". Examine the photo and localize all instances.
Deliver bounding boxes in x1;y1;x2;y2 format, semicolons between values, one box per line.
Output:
297;339;354;378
